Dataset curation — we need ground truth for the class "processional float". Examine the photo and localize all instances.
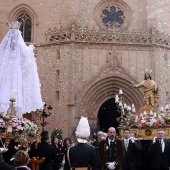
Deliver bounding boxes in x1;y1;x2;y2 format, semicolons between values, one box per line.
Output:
0;21;43;151
117;71;170;139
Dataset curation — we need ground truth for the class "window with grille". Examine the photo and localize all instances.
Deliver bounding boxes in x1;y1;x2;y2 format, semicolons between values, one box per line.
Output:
17;12;32;42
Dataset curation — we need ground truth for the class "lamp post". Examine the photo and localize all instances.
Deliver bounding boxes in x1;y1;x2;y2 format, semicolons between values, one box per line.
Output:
41;103;53;131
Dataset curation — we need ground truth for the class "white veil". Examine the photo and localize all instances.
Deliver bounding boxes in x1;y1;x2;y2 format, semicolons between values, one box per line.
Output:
0;27;43;116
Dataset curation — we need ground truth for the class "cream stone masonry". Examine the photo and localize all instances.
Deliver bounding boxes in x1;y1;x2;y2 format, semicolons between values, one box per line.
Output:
0;0;170;137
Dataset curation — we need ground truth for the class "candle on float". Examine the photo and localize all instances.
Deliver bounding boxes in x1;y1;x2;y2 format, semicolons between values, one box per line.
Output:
132;103;135;108
119;89;123;95
115;98;119;103
150;110;153;116
160;107;164;112
165;104;169;110
124;103;127;109
119;101;123;107
143;111;147;116
10;90;18;100
41;102;46;109
132;107;136;114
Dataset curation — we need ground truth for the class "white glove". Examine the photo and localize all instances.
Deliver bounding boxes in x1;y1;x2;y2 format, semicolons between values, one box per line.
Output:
153;137;157;144
129;137;135;143
14;144;21;150
0;147;8;153
106;162;116;170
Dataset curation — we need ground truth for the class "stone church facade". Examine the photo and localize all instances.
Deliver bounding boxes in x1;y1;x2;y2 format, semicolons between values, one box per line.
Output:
0;0;170;137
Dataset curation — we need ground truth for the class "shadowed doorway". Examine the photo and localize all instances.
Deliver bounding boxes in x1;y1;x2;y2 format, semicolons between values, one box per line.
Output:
98;98;120;133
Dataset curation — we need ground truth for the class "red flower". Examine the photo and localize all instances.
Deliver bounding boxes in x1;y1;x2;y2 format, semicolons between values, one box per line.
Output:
146;118;150;122
142;123;146;128
157;118;161;123
138;116;142;120
131;124;135;127
163;123;167;127
153;122;158;128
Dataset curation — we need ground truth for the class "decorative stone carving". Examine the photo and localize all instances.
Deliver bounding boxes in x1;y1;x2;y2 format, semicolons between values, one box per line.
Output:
94;0;131;32
45;23;170;49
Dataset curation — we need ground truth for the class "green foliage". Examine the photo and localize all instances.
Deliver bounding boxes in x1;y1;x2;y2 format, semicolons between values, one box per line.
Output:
51;128;63;140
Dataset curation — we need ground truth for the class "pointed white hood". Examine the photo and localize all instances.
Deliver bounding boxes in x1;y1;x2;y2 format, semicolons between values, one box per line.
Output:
75;117;90;143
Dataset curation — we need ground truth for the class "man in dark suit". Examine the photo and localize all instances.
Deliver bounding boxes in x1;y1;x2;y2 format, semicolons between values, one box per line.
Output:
64;117;97;170
130;132;142;170
92;131;104;169
92;131;104;154
122;129;141;170
35;131;57;170
0;150;15;170
98;127;125;170
64;142;97;170
148;129;170;170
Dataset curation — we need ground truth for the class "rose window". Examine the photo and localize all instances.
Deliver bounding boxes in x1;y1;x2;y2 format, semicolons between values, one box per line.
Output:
95;0;131;32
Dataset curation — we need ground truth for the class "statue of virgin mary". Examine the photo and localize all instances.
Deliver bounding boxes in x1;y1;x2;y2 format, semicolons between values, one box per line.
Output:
0;21;43;116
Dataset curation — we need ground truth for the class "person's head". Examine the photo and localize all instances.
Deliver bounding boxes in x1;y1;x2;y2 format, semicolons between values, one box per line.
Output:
107;127;116;139
157;129;164;139
41;131;49;142
103;132;108;139
53;137;59;145
144;72;152;80
63;138;71;146
130;132;137;138
97;131;104;141
14;150;29;167
123;129;130;139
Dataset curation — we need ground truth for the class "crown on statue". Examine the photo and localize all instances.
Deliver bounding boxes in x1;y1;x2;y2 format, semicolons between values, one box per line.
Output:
8;21;21;29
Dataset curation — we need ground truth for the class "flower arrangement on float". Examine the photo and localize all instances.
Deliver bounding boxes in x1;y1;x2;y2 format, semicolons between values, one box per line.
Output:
131;110;168;128
0;113;38;139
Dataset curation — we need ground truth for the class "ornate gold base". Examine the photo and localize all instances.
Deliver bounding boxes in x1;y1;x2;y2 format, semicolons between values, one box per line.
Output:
0;131;40;147
119;127;170;140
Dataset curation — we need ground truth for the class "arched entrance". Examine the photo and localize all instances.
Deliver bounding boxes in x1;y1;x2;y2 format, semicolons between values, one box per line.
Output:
77;76;143;120
98;98;120;133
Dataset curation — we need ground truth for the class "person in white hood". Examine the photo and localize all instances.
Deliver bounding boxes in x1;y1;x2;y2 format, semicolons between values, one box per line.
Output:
64;117;97;170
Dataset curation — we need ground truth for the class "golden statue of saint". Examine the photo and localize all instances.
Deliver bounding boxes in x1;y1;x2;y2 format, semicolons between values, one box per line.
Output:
134;72;159;107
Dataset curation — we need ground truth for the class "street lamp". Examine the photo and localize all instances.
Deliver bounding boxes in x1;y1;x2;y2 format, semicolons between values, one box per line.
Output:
41;103;53;131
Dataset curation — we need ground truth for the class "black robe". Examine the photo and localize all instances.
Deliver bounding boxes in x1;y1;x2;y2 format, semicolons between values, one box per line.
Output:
64;143;97;170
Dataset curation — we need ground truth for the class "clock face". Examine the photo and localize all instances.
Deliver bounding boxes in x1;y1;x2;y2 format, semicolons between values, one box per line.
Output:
94;0;131;32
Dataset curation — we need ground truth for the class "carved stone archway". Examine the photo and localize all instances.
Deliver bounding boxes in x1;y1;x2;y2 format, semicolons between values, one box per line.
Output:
76;49;144;123
77;75;143;119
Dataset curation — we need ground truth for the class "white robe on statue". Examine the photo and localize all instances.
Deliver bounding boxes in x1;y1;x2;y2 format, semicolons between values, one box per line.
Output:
0;28;43;116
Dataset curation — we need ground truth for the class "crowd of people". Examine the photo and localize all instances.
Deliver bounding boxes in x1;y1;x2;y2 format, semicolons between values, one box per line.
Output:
0;125;170;170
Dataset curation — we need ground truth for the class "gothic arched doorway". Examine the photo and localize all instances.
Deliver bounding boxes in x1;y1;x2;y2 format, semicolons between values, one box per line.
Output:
98;98;120;133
